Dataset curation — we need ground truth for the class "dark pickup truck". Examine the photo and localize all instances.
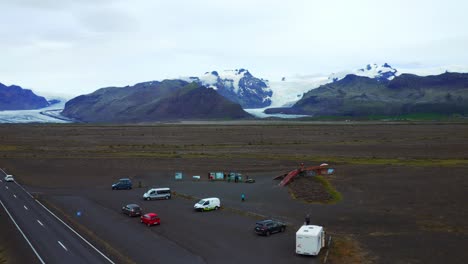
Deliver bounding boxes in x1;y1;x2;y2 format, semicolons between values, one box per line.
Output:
254;219;286;236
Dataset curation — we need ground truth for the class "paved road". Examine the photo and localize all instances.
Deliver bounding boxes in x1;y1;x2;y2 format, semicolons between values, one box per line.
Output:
0;170;114;264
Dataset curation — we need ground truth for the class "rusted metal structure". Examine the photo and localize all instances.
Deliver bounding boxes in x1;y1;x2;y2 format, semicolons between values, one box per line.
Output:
274;163;335;186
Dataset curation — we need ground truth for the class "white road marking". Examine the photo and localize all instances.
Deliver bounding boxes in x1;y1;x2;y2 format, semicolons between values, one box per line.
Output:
24;205;28;210
37;220;44;227
5;186;8;190
3;179;114;263
13;181;34;199
0;179;2;182
58;241;68;251
35;200;115;263
13;194;17;198
0;200;45;264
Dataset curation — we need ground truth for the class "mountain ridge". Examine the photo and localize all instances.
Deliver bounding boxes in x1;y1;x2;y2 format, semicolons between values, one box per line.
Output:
0;82;50;110
61;79;252;123
265;72;468;117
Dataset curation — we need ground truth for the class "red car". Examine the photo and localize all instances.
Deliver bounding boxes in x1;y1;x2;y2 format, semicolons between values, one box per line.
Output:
140;213;161;226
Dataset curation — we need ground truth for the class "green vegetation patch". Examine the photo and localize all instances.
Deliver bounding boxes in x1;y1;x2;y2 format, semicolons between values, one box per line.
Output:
0;145;18;151
315;176;342;204
299;113;467;121
3;148;467;168
324;235;372;264
417;220;467;234
288;175;342;204
0;247;7;264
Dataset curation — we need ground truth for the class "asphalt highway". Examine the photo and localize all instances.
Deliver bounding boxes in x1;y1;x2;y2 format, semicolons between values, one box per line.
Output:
0;170;114;264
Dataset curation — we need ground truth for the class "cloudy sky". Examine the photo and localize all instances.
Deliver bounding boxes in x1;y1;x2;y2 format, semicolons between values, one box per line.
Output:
1;0;467;97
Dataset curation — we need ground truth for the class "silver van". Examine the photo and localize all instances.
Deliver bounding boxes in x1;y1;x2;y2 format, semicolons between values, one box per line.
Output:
143;188;171;200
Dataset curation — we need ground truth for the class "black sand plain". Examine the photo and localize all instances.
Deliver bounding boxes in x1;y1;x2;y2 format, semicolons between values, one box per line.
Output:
0;122;467;264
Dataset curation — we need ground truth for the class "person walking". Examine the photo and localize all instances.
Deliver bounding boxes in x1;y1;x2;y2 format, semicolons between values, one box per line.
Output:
241;193;245;202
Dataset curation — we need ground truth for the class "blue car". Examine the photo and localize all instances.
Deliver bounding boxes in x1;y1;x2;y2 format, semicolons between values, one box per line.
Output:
112;178;132;190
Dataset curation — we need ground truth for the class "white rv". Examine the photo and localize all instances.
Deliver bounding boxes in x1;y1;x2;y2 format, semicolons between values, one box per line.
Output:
296;225;325;256
194;197;221;211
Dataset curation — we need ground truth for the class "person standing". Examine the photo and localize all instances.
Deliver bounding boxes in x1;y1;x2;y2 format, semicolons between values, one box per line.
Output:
241;193;245;202
305;214;310;225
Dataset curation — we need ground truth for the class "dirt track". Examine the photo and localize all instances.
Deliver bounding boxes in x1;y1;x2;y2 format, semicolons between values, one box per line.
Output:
1;123;467;263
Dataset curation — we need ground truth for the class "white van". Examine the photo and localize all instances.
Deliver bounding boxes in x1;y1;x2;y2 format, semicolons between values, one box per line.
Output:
143;188;171;200
4;175;14;182
296;225;325;256
194;197;221;211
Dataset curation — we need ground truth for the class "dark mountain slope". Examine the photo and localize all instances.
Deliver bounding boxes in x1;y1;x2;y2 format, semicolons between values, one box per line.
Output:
0;82;49;110
265;72;468;116
61;80;251;123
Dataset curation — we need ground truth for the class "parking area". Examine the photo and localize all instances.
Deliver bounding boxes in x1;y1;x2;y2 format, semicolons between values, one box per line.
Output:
39;175;321;264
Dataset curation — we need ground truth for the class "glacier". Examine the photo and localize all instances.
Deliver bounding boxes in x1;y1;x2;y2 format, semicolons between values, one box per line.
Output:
0;101;72;123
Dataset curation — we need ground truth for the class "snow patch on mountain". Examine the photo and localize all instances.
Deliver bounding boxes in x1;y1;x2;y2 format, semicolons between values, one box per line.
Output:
329;63;397;82
268;75;330;107
182;69;272;108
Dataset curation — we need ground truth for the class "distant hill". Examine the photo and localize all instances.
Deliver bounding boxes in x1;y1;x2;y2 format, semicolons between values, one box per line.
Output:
61;80;252;123
0;82;49;110
265;72;468;117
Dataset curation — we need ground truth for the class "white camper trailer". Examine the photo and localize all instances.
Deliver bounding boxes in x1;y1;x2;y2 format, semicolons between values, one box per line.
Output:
296;225;325;256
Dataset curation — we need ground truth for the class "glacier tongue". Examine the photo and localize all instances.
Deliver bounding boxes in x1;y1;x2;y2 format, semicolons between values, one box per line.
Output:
0;101;71;123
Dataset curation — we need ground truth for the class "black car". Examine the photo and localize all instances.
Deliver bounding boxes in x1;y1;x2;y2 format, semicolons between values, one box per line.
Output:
122;204;142;217
254;219;286;236
112;178;132;190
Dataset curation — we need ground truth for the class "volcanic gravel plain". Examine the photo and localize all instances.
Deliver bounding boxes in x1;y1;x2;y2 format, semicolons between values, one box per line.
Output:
0;122;467;264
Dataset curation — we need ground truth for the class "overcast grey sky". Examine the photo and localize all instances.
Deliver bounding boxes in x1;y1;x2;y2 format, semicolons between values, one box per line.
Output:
1;0;467;96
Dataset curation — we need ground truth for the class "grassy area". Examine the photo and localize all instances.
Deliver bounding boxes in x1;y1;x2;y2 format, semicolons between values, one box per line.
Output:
417;219;467;234
300;113;468;122
288;175;342;204
324;235;372;264
0;247;7;264
315;176;342;204
0;145;18;151
3;148;468;167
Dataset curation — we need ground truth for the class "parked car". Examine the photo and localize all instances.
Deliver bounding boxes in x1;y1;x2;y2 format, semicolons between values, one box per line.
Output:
4;175;14;182
122;204;142;217
143;188;171;200
194;197;221;212
112;178;132;190
255;219;286;236
140;213;161;226
245;178;255;183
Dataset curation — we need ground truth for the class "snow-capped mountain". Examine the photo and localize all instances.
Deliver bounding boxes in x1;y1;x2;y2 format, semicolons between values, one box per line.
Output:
266;63;399;109
184;69;272;108
329;63;398;82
